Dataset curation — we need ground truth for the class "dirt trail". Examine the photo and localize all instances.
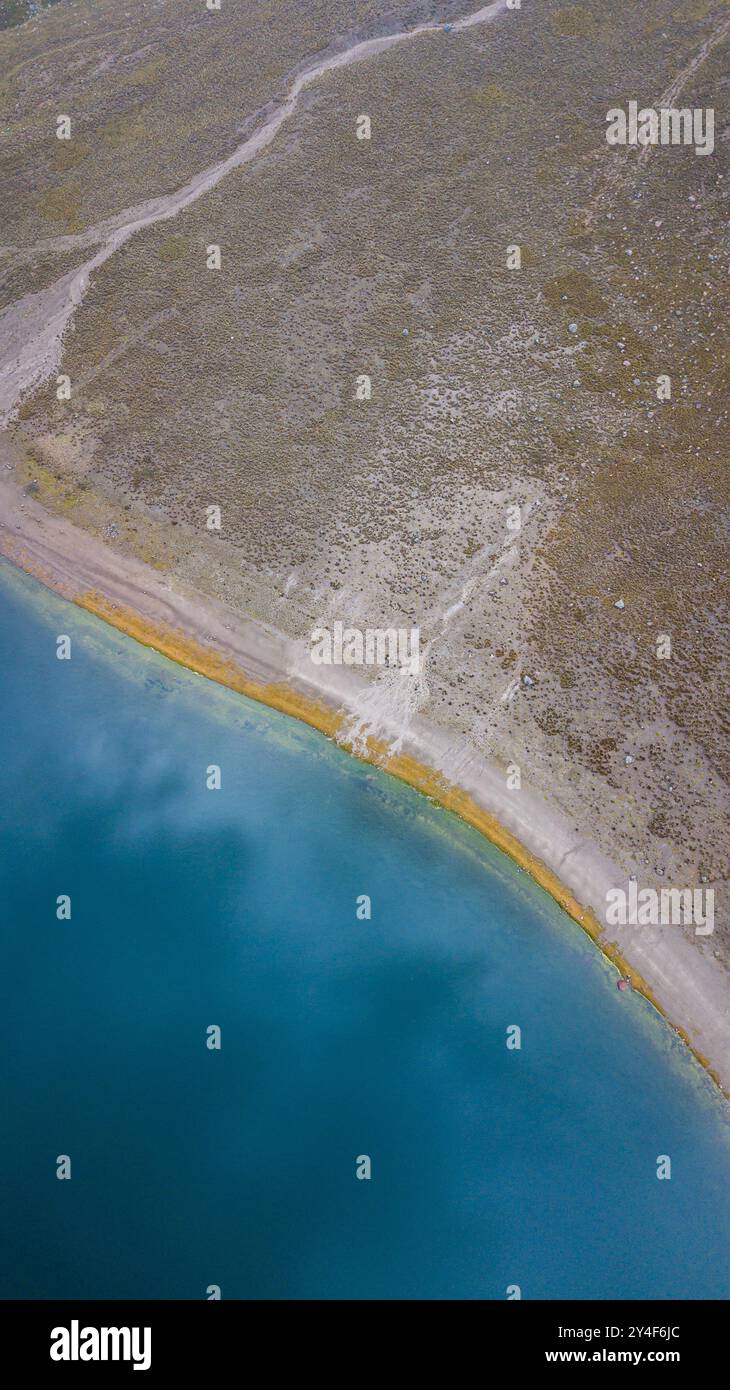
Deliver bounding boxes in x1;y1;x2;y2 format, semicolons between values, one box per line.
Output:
0;1;506;424
1;451;728;1096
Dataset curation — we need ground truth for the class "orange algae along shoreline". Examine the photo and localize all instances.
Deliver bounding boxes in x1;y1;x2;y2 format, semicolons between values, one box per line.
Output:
74;587;724;1098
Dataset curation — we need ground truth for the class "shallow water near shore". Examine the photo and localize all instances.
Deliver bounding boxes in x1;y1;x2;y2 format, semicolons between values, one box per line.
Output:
1;558;729;1300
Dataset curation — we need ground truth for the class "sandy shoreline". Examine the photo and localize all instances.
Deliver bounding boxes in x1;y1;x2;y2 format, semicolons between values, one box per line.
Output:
1;458;727;1097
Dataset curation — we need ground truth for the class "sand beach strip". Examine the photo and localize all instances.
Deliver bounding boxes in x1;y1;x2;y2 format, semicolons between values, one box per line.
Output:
1;449;727;1097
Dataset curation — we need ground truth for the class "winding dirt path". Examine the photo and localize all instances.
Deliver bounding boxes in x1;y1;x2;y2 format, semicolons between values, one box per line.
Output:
0;1;506;424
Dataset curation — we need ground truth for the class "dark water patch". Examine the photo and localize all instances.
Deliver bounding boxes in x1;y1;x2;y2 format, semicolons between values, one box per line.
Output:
1;559;729;1299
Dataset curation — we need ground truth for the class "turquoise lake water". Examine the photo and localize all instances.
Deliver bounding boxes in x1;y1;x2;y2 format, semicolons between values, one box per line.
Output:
1;559;729;1300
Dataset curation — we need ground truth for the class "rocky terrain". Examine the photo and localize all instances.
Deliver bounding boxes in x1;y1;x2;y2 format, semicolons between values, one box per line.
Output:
1;0;728;964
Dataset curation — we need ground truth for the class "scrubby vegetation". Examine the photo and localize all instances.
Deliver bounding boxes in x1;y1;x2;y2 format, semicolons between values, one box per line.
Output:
3;0;728;944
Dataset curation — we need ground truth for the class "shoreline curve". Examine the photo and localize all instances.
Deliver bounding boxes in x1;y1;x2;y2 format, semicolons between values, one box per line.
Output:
0;461;725;1099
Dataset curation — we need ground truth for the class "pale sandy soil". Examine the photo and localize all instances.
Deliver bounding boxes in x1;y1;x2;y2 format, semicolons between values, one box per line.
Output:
1;445;727;1094
0;0;727;1093
0;2;506;424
